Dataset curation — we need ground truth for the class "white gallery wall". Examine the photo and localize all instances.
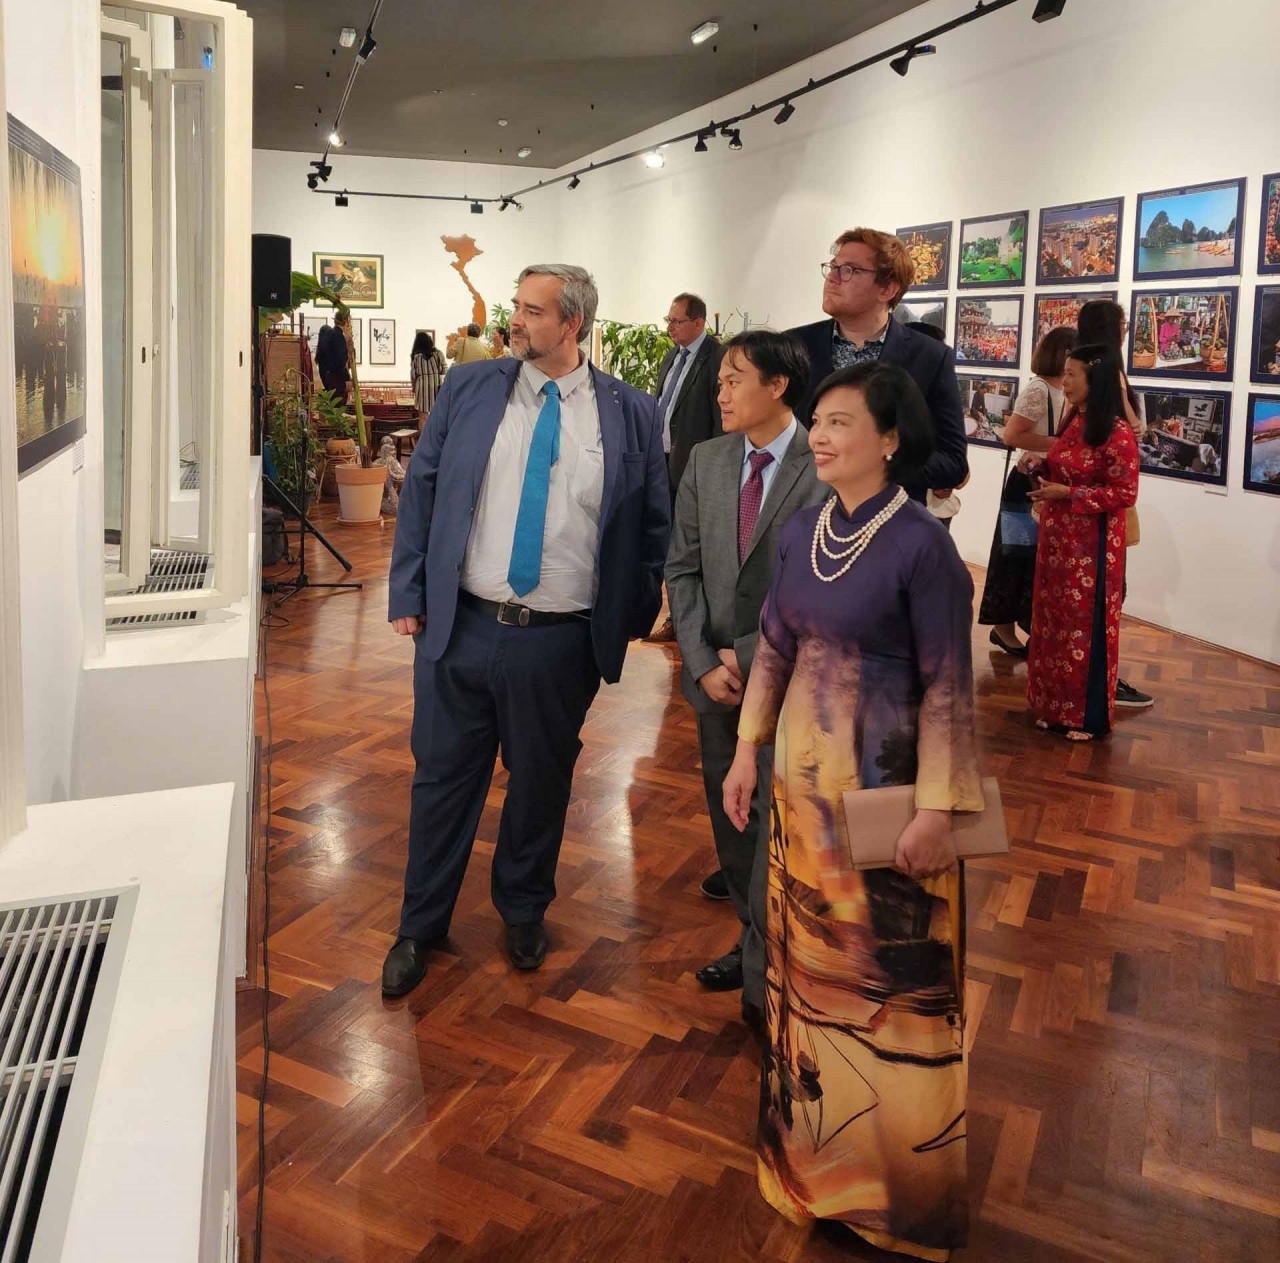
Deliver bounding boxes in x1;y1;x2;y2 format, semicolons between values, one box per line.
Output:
252;150;559;381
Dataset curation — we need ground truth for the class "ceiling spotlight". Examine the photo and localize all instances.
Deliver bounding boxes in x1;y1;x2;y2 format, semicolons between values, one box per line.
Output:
643;150;665;169
727;129;742;151
890;43;935;76
307;174;318;190
567;174;581;190
690;20;719;45
328;130;343;147
774;101;795;125
1032;0;1067;19
500;198;512;212
694;132;709;153
335;192;348;207
338;27;357;47
516;146;532;159
470;200;483;214
357;31;377;61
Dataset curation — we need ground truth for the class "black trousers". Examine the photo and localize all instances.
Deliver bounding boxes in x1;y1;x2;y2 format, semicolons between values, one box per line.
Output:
398;602;601;942
696;709;774;1008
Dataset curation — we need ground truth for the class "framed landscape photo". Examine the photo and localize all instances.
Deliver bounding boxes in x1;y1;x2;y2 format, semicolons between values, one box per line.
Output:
957;210;1028;287
1036;196;1123;285
897;221;951;291
1249;284;1280;384
958;375;1018;448
349;316;362;365
954;295;1023;369
1129;287;1237;380
1259;172;1280;275
1033;291;1117;346
1244;394;1280;495
313;252;384;308
369;317;396;365
1133;177;1244;281
892;296;948;335
1134;388;1230;487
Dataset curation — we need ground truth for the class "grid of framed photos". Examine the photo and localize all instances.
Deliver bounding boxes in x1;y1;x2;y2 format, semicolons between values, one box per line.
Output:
1128;287;1237;381
958;211;1029;288
896;221;951;291
1037;197;1122;286
1133;178;1245;282
1244;393;1280;494
893;296;947;334
954;295;1023;369
1135;388;1230;486
959;375;1019;449
1033;291;1117;345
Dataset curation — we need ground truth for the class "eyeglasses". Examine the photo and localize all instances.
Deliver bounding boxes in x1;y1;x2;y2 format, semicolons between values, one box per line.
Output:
821;261;877;283
665;315;695;326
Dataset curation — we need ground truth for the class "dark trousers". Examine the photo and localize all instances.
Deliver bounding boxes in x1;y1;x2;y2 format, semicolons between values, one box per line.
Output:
398;602;601;942
696;709;774;1008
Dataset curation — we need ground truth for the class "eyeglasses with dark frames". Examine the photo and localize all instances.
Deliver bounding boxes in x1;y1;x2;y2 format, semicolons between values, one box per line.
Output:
821;261;878;283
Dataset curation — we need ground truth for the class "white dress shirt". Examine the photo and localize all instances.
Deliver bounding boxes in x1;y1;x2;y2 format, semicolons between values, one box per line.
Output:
660;330;708;453
740;415;798;507
461;357;604;611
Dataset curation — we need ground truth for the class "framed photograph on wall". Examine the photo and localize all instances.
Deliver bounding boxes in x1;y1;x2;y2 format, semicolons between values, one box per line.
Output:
415;327;437;346
1134;388;1229;486
1128;287;1237;380
896;221;951;291
369;317;395;365
1133;177;1244;281
958;375;1019;448
1036;196;1123;285
302;315;326;362
1244;394;1280;494
954;295;1023;368
312;252;384;308
349;316;362;365
1259;172;1280;275
893;296;948;335
1033;291;1117;346
11;116;87;475
1248;284;1280;383
957;210;1028;287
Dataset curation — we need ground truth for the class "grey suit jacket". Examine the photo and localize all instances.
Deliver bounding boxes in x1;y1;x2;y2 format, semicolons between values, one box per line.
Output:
665;424;827;715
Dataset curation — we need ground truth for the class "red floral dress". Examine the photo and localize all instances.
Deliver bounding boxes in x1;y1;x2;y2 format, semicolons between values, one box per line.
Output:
1027;412;1139;734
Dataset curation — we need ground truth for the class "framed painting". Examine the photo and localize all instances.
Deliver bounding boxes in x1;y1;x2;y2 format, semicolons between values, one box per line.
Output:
958;375;1018;449
1248;283;1280;384
369;317;395;365
892;296;948;336
1244;393;1280;495
957;210;1028;288
349;316;362;365
1032;291;1117;346
896;221;951;291
1134;388;1229;486
1036;196;1123;286
954;295;1023;369
312;252;384;308
1259;172;1280;275
1128;287;1237;380
1133;177;1244;281
302;315;326;362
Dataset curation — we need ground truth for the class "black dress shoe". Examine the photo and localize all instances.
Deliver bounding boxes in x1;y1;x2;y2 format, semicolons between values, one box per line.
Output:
505;921;548;971
989;628;1028;658
695;946;744;991
382;937;431;997
741;998;766;1045
699;870;731;901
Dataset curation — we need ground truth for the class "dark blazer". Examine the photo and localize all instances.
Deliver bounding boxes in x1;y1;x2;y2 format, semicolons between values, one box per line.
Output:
655;334;724;495
388;358;671;684
787;317;968;502
665;424;827;715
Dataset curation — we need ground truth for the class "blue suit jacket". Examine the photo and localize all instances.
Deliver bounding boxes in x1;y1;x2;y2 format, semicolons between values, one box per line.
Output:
388;357;671;684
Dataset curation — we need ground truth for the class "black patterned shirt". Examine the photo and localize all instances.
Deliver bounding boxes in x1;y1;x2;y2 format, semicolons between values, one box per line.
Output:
831;321;889;370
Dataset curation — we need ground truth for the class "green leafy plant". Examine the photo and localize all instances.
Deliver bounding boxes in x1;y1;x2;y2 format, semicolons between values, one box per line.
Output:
264;367;321;500
598;320;674;394
289;270;368;455
486;300;513;335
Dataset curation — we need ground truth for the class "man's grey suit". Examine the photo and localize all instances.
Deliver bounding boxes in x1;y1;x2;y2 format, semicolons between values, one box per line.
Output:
664;424;827;1005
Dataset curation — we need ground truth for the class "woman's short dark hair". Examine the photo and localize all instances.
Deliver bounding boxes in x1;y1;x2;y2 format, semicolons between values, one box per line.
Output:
1076;299;1125;351
1031;325;1076;377
1069;343;1126;447
723;329;811;411
410;331;435;359
809;361;934;480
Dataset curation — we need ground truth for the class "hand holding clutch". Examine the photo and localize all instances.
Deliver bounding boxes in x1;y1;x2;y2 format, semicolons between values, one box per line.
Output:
893;809;959;879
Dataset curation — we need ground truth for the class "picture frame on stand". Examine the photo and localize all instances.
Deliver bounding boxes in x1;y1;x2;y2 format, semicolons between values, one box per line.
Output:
1134;388;1230;486
954;295;1023;369
1133;177;1245;282
896;221;951;291
1128;287;1237;380
957;210;1028;288
1248;283;1280;384
958;374;1019;448
1033;291;1117;346
1036;196;1123;286
1244;393;1280;495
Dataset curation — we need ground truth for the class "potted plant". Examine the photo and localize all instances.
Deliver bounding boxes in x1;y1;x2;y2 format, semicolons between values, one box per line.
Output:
598;320;675;393
264;367;322;503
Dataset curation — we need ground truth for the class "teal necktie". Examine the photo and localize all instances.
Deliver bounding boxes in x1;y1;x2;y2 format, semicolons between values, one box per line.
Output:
507;380;561;597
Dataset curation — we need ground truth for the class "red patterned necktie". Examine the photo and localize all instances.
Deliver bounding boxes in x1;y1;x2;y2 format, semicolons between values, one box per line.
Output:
738;449;775;562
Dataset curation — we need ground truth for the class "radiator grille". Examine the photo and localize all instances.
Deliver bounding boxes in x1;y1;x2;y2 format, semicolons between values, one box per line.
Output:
105;549;213;630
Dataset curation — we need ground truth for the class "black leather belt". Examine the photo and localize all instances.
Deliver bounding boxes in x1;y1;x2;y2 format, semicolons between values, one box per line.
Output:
458;590;590;628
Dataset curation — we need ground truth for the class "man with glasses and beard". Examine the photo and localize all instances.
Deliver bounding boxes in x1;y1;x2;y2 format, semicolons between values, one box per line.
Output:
788;228;967;504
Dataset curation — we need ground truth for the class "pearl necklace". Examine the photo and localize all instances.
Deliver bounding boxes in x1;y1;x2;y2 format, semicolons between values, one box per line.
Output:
810;487;909;582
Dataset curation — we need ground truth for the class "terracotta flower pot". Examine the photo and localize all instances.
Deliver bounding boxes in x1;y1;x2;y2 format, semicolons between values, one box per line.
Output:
334;464;385;524
326;437;356;457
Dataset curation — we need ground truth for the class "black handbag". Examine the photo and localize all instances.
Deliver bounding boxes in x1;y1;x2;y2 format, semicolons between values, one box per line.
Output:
998;384;1056;558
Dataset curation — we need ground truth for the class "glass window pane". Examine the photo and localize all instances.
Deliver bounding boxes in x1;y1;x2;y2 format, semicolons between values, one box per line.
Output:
101;36;128;575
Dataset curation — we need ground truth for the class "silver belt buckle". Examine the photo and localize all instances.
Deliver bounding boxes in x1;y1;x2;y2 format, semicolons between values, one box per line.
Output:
497;601;531;627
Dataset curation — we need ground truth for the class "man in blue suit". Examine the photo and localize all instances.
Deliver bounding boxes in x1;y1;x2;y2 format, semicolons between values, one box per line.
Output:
383;264;671;996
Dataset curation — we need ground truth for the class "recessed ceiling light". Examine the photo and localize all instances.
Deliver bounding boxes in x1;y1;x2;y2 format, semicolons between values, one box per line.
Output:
517;146;532;159
690;20;719;45
339;27;358;47
643;150;665;169
497;119;509;127
293;83;304;90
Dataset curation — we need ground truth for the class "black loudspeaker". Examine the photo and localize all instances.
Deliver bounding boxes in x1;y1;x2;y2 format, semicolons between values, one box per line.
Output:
252;233;292;307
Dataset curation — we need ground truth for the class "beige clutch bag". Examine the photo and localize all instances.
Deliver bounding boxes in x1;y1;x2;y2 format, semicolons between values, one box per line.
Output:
841;777;1008;870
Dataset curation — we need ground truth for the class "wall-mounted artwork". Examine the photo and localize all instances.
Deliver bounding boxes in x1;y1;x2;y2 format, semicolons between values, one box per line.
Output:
313;252;384;308
1248;284;1280;384
10;115;86;476
1259;172;1280;275
955;295;1023;368
1033;291;1117;346
369;317;396;365
893;296;948;335
896;221;951;291
1244;394;1280;495
415;327;437;346
1129;287;1237;380
302;315;326;362
1133;178;1244;281
957;210;1028;287
1135;388;1229;486
959;374;1018;448
349;316;362;365
1036;196;1123;285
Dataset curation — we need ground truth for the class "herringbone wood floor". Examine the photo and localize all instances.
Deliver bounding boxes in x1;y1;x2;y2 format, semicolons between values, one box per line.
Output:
237;505;1280;1262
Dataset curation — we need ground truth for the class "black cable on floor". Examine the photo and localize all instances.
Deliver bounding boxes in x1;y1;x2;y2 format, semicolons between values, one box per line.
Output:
253;597;275;1263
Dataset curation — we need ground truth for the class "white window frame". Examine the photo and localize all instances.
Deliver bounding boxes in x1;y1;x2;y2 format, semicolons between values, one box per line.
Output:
102;0;251;620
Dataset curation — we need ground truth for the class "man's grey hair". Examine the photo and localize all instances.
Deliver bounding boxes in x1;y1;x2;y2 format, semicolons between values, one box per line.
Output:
518;264;598;343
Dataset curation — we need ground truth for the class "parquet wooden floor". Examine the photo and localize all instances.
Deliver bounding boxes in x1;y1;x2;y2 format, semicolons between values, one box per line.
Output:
237;505;1280;1263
